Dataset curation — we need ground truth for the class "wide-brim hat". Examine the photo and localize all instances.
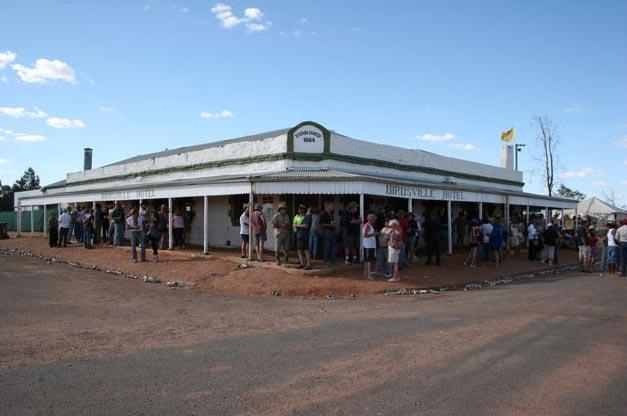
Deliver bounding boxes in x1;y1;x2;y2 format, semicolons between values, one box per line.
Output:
277;202;287;209
298;204;307;210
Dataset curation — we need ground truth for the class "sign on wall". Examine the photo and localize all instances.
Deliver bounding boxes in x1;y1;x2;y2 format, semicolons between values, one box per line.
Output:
292;125;325;153
287;121;330;154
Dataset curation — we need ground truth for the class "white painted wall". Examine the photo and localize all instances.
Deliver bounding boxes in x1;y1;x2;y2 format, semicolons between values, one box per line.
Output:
66;133;288;183
330;133;523;187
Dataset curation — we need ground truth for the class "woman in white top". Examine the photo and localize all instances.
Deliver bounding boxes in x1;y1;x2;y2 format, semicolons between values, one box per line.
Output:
606;222;619;275
362;214;377;280
509;219;521;257
239;206;250;258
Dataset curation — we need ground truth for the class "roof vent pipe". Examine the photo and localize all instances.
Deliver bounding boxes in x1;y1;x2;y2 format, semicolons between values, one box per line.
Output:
84;148;93;170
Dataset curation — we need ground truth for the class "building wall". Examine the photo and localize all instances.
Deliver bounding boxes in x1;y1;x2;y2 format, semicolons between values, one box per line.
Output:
66;133;288;184
330;133;523;189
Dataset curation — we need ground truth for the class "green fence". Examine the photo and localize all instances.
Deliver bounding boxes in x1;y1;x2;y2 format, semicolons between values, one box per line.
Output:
0;208;58;232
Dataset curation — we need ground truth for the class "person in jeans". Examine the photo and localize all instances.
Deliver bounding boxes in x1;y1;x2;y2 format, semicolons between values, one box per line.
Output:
58;208;71;247
250;204;267;262
320;201;336;263
308;207;321;260
606;221;619;275
373;216;393;278
111;202;125;246
617;219;627;277
126;208;144;262
143;206;160;262
83;209;94;249
48;214;59;247
172;209;185;249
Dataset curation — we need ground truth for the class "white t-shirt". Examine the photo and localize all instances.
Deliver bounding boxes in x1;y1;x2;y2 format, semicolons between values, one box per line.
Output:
239;213;250;235
363;223;376;249
528;224;537;240
58;213;71;228
480;223;493;243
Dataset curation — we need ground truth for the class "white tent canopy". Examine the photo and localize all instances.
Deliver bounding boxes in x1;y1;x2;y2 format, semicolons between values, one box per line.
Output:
567;197;627;223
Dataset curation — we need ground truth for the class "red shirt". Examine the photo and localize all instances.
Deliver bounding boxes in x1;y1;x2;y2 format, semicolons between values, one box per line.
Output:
397;216;409;242
250;210;266;235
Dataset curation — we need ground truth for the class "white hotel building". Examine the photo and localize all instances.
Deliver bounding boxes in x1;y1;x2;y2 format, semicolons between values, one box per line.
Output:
14;121;576;254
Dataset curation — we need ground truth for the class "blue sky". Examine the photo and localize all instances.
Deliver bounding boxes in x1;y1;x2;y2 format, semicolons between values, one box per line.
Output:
0;0;626;205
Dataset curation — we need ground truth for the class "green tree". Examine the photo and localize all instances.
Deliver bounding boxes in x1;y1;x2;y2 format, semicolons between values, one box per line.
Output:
12;167;40;192
0;180;13;211
556;184;586;201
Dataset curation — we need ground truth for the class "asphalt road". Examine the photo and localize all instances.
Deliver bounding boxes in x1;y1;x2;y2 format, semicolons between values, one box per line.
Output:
1;255;626;416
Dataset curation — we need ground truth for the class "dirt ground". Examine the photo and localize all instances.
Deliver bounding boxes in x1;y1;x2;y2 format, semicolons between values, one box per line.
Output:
1;255;626;416
1;233;578;297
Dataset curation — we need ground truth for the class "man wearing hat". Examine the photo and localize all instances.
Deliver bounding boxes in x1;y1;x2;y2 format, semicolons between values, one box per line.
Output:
617;218;627;277
342;202;362;264
542;222;560;267
250;204;267;261
271;202;291;265
606;221;619;275
293;204;313;269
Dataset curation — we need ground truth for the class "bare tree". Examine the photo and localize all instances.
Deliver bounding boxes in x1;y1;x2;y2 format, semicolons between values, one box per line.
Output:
602;188;618;207
532;115;560;197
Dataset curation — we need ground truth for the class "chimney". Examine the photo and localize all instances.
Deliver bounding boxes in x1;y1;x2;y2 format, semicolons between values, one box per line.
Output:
84;148;93;170
500;145;514;170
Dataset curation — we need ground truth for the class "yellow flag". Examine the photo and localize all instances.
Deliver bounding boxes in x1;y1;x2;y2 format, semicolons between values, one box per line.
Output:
501;127;515;142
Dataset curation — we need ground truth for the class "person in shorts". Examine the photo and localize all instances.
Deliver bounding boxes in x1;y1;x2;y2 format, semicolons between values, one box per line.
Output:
271;203;291;265
293;204;312;270
239;205;250;258
585;225;597;272
362;214;377;279
250;204;267;261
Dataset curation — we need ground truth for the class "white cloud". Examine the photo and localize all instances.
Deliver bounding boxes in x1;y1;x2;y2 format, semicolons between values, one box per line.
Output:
562;167;603;178
12;58;76;84
171;5;189;13
0;158;7;164
0;50;16;69
416;132;455;143
593;180;607;186
615;135;627;148
621;160;627;167
46;117;85;128
211;3;271;32
25;107;48;118
200;109;234;119
0;75;7;83
0;106;26;118
292;29;302;37
0;106;48;118
564;104;584;113
617;124;627;130
15;134;46;142
300;17;308;24
449;143;476;151
0;136;5;142
99;106;114;112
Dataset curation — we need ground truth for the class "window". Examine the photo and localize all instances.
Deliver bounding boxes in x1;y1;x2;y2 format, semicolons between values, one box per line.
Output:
228;195;249;226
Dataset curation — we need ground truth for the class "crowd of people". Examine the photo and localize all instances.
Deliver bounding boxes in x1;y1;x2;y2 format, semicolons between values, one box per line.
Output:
46;200;627;279
48;202;190;262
